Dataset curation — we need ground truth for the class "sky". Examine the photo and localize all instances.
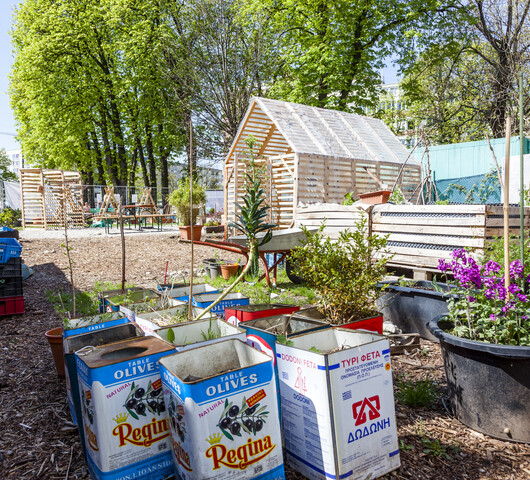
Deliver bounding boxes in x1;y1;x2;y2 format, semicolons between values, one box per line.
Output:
0;1;398;154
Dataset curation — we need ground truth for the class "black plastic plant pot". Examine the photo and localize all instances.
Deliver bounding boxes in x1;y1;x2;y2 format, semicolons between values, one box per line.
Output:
428;316;530;443
377;281;454;342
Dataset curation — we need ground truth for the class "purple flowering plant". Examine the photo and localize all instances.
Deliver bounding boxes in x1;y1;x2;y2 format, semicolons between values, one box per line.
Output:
438;249;530;346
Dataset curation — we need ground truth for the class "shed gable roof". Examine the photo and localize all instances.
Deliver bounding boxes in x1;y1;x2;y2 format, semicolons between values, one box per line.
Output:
225;97;415;165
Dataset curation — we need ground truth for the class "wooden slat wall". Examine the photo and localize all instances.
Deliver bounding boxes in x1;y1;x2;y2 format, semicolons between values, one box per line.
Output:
295;203;530;270
225;154;296;231
296;154;421;208
20;169;83;229
294;204;366;239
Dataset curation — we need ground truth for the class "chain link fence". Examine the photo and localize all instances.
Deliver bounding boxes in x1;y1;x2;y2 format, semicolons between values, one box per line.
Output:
435;172;501;204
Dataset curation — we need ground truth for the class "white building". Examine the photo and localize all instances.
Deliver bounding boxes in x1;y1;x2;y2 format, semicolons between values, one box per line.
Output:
5;149;24;177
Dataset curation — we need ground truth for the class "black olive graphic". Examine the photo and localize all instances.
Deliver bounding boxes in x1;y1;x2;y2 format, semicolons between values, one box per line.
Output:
255;419;263;431
220;417;232;429
246;406;256;415
230;422;241;435
244;419;254;430
134;388;145;399
126;398;137;410
228;405;240;417
136;403;146;415
159;401;166;412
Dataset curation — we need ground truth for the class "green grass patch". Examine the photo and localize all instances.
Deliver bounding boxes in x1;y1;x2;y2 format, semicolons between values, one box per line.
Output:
396;377;438;408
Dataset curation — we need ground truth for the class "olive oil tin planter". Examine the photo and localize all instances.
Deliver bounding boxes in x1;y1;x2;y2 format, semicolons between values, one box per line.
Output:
75;336;176;480
225;304;300;326
159;339;285;479
192;292;250;315
164;283;219;302
428;316;530;443
63;311;129;338
377;281;454;341
63;323;144;454
276;328;400;480
156;318;246;352
135;304;218;337
98;287;144;313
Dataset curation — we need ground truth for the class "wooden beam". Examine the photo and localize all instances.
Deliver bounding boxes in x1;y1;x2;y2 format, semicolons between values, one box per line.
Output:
257;125;276;157
225;100;258;166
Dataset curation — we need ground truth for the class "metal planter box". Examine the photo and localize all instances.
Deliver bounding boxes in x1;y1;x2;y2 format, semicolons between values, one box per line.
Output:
63;311;129;338
192;292;249;315
293;307;384;334
107;288;162;312
276;328;400;480
97;287;144;313
156;318;246;352
75;336;175;480
63;323;144;439
135;305;218;337
116;294;184;327
159;339;285;479
225;304;300;326
240;314;329;421
164;283;219;302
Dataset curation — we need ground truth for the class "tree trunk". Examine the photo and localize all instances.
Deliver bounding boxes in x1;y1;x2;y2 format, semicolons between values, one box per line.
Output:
146;124;158;203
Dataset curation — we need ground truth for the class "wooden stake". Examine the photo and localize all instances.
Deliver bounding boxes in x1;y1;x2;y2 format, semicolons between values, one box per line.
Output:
188;120;194;320
120;201;126;293
504;116;511;296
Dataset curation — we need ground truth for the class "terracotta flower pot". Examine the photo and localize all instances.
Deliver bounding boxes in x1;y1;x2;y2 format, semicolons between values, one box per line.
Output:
359;190;391;205
220;263;239;280
45;327;65;378
179;225;203;241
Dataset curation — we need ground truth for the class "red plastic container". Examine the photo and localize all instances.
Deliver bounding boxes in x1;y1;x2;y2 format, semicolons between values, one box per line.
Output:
225;303;300;326
0;296;25;316
339;314;383;334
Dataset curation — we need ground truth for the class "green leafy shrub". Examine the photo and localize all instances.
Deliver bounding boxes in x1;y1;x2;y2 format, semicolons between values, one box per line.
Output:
289;215;392;324
0;207;21;228
168;177;206;225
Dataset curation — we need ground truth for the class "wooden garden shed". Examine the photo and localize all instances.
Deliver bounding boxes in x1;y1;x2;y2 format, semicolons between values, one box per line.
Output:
224;97;421;229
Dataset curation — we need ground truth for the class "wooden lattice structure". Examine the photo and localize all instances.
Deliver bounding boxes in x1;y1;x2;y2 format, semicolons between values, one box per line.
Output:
225;97;421;229
20;169;84;229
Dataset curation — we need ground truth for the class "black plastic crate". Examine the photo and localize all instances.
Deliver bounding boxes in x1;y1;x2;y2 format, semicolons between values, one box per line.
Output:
0;258;22;278
0;276;23;297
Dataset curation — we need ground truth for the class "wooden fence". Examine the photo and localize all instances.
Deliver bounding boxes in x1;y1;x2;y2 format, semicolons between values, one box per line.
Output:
295;203;530;276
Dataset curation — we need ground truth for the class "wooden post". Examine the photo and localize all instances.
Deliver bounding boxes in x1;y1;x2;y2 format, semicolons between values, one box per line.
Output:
504;116;511;295
19;173;26;229
188;120;194;320
519;72;525;277
40;170;47;229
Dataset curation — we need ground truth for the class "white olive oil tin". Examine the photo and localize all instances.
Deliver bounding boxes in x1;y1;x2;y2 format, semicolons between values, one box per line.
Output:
75;336;175;480
159;339;285;480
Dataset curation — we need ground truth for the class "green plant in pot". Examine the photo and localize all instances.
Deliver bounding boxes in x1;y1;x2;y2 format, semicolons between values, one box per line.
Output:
289;215;392;329
428;249;530;442
168;177;206;240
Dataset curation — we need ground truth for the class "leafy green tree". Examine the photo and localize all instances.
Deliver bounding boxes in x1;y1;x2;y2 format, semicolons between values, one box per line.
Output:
10;0;185;198
162;0;280;162
247;0;466;112
399;0;530;140
0;149;19;183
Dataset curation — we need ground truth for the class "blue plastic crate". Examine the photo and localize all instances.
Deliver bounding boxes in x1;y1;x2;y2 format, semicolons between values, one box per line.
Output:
0;238;22;263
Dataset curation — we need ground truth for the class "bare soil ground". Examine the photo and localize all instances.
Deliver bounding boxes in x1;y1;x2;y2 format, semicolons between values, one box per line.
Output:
0;230;529;479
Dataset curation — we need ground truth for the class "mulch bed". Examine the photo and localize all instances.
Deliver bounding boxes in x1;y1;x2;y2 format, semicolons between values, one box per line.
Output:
0;233;528;479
